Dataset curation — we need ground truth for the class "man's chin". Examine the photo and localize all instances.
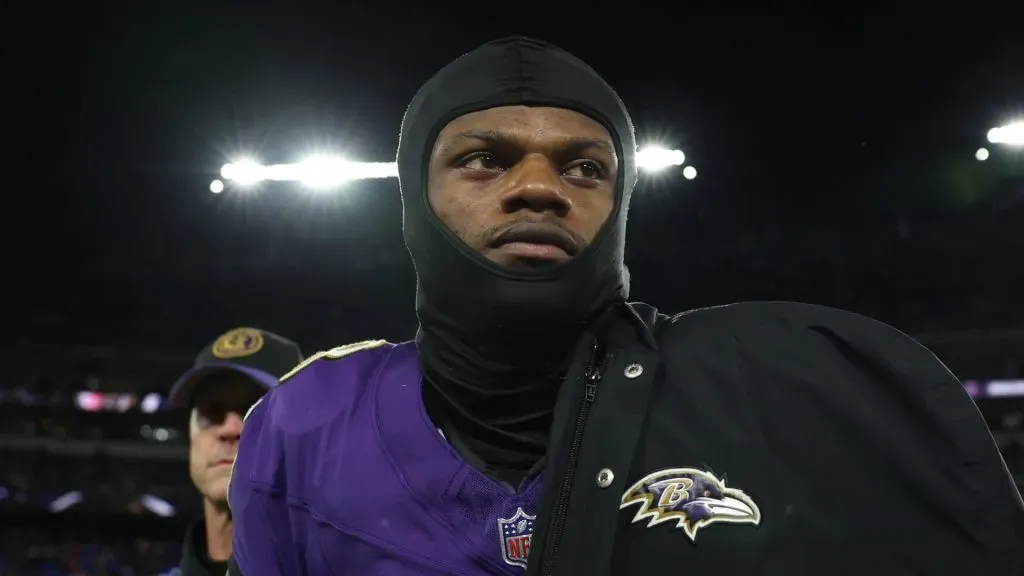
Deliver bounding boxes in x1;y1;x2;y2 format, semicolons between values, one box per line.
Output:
204;479;230;506
206;493;229;510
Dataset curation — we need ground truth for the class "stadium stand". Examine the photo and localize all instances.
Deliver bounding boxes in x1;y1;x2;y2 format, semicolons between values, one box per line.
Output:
0;349;192;575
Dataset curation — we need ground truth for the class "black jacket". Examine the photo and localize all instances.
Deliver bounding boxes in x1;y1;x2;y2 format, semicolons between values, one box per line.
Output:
179;518;228;576
524;301;1023;575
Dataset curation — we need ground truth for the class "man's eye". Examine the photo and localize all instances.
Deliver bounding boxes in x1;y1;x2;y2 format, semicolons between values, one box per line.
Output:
564;160;605;180
461;152;504;171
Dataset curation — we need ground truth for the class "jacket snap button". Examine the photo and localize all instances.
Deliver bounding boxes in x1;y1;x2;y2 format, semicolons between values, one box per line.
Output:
596;468;615;488
623;363;644;378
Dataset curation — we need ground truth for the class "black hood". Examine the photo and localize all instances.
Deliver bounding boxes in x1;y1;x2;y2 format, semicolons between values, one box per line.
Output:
397;36;638;350
396;37;638;476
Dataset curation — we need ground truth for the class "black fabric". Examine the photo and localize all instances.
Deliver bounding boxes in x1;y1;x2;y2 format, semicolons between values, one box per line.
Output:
227;556;243;576
396;37;638;476
524;301;1024;576
178;518;229;576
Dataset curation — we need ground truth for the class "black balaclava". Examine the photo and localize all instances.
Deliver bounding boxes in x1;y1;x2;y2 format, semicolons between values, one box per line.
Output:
397;37;638;477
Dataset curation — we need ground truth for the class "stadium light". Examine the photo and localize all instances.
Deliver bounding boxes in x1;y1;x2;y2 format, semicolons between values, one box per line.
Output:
975;148;990;162
216;146;688;192
636;146;685;171
682;166;698;180
986;121;1024;147
218;158;397;190
221;159;265;186
298;156;351;189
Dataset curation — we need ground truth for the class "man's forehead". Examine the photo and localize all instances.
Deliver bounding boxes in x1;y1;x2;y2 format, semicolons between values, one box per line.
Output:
436;106;615;152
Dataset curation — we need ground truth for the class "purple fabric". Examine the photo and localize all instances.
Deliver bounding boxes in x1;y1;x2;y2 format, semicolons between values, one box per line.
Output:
230;341;544;575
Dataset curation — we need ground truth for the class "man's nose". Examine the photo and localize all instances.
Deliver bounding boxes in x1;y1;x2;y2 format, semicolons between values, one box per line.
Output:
218;411;244;441
499;155;572;217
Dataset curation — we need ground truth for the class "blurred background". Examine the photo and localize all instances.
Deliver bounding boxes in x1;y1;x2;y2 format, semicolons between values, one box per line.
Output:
8;1;1023;574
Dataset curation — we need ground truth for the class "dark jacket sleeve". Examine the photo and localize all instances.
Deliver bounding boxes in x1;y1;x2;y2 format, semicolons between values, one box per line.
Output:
737;303;1023;572
228;394;297;575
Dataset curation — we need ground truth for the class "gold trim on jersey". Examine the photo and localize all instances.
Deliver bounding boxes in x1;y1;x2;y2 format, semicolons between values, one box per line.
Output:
279;339;389;383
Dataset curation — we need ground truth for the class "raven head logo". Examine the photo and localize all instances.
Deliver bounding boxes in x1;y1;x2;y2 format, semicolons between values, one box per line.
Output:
619;467;761;541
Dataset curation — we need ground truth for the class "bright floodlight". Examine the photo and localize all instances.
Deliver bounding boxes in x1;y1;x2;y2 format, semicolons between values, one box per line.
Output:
975;147;990;162
987;121;1024;147
219;157;398;188
298;156;351;189
682;166;698;180
221;159;264;186
218;146;687;191
637;146;685;172
209;179;225;194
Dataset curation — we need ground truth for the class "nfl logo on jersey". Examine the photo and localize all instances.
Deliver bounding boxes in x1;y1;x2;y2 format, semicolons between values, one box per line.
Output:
498;507;536;569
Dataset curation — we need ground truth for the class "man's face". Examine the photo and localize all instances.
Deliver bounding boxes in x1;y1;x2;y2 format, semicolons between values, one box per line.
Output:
428;105;618;269
187;371;265;506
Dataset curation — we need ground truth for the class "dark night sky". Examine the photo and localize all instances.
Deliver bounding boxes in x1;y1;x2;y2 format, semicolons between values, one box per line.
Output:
14;2;1024;353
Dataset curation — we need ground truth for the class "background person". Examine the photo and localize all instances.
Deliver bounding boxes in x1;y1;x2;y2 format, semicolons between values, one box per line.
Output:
170;327;303;576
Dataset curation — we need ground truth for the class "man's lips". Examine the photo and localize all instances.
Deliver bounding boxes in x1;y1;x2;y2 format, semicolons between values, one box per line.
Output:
490;222;579;262
496;241;570;260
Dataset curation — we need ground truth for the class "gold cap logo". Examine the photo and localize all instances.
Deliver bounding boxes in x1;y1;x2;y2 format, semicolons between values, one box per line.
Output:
212;328;265;359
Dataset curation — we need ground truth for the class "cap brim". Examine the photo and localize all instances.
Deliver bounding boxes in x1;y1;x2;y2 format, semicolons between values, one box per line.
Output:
169;362;279;407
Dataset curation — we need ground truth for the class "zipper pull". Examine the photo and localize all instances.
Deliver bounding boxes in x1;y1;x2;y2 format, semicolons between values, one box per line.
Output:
583;340;603;403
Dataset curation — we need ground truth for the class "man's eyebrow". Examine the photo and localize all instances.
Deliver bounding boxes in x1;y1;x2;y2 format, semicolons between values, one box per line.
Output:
436;130;615;157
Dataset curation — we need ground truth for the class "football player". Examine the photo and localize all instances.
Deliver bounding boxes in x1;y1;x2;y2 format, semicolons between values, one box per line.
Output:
229;38;1022;575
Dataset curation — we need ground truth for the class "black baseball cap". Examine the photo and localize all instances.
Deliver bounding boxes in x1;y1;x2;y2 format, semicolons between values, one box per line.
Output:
169;327;304;407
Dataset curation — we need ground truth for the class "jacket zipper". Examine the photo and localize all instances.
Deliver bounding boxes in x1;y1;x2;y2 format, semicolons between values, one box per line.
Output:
541;339;609;576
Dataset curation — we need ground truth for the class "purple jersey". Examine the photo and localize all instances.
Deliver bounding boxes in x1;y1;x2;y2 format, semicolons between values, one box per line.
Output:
229;340;543;575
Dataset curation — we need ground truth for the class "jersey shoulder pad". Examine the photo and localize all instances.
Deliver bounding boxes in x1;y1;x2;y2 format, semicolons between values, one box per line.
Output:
279;339;390;384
